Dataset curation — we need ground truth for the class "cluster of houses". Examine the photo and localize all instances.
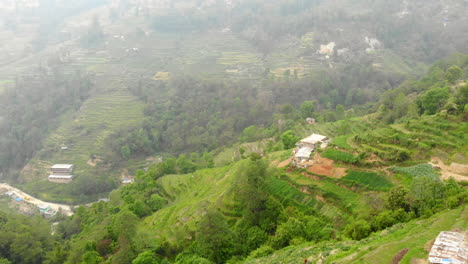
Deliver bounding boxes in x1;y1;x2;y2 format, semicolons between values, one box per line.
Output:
2;191;57;217
291;133;329;168
429;231;467;264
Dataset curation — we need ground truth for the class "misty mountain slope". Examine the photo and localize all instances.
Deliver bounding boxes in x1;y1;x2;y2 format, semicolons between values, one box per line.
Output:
0;0;467;204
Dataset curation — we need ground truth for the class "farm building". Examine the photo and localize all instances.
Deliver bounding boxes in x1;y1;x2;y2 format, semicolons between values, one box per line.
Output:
291;133;329;168
296;134;328;149
38;204;50;214
48;164;74;183
292;147;314;168
306;117;316;124
428;231;467;264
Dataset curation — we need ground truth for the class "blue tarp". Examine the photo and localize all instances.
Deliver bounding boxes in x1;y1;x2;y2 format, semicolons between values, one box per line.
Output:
15;197;22;202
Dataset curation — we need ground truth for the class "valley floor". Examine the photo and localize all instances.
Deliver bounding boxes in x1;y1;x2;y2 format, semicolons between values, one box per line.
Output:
0;183;73;216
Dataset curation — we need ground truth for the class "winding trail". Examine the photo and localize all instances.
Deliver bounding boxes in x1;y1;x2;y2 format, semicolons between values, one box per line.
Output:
0;183;74;216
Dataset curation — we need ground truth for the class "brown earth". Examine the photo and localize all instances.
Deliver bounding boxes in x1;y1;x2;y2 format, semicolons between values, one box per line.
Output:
277;158;292;168
307;154;347;178
392;248;409;264
424;239;435;252
410;259;429;264
315;194;325;202
87;157;103;167
429;157;468;182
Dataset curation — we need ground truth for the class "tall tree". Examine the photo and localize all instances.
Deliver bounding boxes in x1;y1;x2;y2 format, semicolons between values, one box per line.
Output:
196;208;234;263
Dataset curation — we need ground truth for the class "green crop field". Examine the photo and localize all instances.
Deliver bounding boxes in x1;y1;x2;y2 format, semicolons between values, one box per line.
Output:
342;170;393;190
142;165;237;244
332;136;352;150
19;90;146;202
322;149;358;164
392;164;440;179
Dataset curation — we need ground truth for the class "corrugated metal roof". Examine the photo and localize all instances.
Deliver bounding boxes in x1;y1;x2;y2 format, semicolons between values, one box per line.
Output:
51;164;73;169
429;231;467;264
300;134;327;144
48;175;74;179
295;147;313;158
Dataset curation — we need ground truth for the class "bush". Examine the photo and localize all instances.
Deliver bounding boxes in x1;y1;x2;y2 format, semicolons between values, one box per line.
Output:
247;245;274;259
344;220;371;240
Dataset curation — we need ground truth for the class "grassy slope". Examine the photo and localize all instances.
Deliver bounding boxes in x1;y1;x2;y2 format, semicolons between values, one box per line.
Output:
19;90;145;202
246;206;467;264
140;164;239;244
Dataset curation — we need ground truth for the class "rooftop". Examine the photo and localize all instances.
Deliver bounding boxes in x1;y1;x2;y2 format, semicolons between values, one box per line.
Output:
49;175;74;179
300;134;327;144
295;147;313;158
51;164;73;169
428;231;467;264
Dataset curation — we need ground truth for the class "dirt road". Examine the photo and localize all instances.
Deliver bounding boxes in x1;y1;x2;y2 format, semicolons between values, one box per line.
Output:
0;183;74;216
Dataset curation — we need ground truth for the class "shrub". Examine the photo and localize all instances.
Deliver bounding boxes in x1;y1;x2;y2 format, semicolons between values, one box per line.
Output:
247;245;274;259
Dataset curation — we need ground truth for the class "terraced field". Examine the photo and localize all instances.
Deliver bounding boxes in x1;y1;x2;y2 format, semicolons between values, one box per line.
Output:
142;165;236;244
22;90;145;182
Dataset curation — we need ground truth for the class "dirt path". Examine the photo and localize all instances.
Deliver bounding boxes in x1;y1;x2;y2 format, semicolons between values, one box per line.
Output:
429;157;468;182
0;183;73;216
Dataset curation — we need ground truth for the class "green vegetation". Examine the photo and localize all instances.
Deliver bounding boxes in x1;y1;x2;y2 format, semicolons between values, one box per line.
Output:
322;149;359;164
0;1;467;263
392;164;440;179
331;136;352;150
342;171;393;190
245;207;467;264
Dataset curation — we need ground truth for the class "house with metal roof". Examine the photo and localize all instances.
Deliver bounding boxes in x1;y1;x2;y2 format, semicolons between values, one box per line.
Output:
296;134;328;149
291;133;329;168
428;231;467;264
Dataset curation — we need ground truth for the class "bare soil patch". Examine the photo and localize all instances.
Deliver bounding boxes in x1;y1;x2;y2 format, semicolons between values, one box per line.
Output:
315;194;325;202
424;239;435;252
392;248;409;264
277;158;292;168
307;154;347;178
87;157;102;167
429;157;468;181
410;258;429;264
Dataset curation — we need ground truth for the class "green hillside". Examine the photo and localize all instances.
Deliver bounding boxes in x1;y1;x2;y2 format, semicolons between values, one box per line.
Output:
18;91;146;203
246;206;467;264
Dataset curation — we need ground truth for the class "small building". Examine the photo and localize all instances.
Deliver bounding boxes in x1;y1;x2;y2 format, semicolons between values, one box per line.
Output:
38;204;50;214
291;133;329;168
292;147;314;168
50;164;73;175
49;164;74;183
122;178;134;184
428;231;467;264
296;134;328;149
306;117;316;125
48;175;74;184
